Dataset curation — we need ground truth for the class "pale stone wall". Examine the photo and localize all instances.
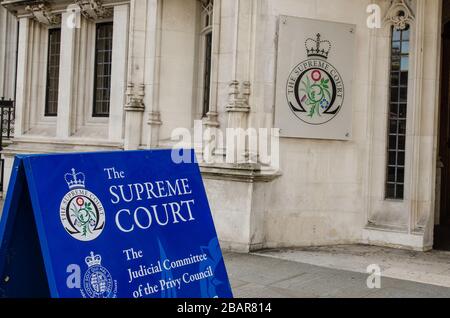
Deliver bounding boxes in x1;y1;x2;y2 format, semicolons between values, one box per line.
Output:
259;0;383;248
201;0;442;251
156;0;198;142
0;0;444;252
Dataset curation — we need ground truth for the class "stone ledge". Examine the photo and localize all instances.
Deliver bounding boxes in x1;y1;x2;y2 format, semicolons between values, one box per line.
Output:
365;222;409;233
362;227;428;251
1;138;123;156
219;240;265;253
200;163;282;183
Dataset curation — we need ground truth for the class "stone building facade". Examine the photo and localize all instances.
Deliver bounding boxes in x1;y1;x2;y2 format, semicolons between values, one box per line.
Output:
0;0;447;252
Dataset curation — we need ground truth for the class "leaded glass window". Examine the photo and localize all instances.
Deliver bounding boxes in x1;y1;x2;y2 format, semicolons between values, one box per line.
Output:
45;28;61;117
386;25;410;200
93;22;113;117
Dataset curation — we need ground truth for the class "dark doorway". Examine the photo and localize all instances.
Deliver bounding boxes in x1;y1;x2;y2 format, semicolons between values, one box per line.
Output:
435;19;450;250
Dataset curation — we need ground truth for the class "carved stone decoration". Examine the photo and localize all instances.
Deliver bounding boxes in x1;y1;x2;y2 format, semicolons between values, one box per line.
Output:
226;80;251;113
25;3;61;25
226;80;252;164
75;0;112;20
125;83;145;112
384;0;415;30
203;110;220;128
148;111;162;126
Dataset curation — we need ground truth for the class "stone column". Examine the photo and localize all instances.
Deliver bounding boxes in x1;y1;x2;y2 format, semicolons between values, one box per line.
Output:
124;0;148;150
224;0;255;162
203;0;222;129
411;0;440;245
204;0;272;253
14;17;30;138
144;0;162;148
0;7;18;100
124;83;145;150
226;80;251;163
109;4;129;142
56;12;77;139
0;7;6;98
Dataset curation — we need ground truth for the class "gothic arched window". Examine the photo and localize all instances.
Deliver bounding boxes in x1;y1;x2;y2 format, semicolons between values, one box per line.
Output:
384;1;414;200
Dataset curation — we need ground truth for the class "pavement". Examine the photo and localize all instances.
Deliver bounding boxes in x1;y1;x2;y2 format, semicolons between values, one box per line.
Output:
255;245;450;288
2;193;450;298
224;246;450;298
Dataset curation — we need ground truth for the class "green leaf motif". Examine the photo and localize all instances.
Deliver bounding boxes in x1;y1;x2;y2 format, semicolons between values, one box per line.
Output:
300;72;334;118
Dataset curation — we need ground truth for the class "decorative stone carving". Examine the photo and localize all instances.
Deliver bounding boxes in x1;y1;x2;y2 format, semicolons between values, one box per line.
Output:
125;83;145;112
225;80;252;163
25;3;60;25
226;80;251;113
75;0;112;20
200;0;214;29
203;110;220;128
384;0;415;30
148;111;162;126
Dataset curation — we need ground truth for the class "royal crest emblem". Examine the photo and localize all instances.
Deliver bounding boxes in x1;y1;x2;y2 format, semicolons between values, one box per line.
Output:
286;33;344;125
81;252;117;298
59;169;105;241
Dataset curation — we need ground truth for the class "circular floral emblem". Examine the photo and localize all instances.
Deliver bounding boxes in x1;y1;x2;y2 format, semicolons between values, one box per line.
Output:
286;59;344;125
59;190;105;241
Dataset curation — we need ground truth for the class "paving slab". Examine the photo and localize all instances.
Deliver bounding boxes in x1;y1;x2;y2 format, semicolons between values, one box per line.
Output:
224;252;450;298
254;245;450;288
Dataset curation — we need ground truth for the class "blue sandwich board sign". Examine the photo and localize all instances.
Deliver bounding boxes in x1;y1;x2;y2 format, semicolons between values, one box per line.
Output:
0;150;233;298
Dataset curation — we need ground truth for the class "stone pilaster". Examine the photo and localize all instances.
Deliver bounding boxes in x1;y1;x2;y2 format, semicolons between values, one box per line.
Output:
203;0;221;129
123;0;149;150
144;0;162;148
124;83;145;150
56;11;77;138
109;4;129;142
223;0;256;163
14;17;30;138
0;6;18;100
226;80;251;129
225;80;251;163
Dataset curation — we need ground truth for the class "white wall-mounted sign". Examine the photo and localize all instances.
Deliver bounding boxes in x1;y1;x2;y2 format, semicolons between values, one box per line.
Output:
275;16;356;140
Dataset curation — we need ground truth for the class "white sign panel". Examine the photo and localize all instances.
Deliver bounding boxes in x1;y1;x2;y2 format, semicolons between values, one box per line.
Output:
275;16;356;140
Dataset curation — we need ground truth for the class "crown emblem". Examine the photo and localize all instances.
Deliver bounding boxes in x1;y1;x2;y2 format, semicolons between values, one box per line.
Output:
305;33;331;59
64;168;85;189
85;252;102;267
